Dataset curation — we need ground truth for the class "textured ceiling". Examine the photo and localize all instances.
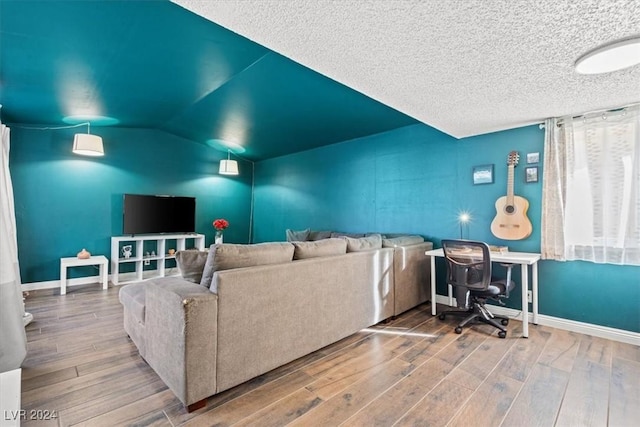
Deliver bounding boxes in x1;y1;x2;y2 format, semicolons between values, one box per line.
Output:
174;0;640;138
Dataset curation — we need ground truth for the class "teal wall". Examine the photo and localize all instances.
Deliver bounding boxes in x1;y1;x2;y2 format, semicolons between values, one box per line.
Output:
10;126;252;283
10;122;639;332
253;123;640;333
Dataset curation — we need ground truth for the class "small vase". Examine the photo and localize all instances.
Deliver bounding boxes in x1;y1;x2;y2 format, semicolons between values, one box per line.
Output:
215;230;224;244
77;248;91;259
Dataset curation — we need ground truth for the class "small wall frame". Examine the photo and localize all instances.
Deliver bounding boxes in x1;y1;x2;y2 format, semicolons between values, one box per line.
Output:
525;166;539;183
472;164;494;185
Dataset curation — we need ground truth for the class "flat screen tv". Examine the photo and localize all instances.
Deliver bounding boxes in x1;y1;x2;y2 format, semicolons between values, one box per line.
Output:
123;194;196;235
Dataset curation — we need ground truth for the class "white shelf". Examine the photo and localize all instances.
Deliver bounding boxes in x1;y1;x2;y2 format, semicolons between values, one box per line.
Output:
110;233;205;286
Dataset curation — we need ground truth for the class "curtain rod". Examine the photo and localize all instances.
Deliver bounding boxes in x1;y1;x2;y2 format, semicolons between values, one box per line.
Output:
538;102;639;129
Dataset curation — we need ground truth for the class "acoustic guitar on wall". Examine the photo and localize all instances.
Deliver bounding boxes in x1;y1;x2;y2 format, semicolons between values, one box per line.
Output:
490;151;533;240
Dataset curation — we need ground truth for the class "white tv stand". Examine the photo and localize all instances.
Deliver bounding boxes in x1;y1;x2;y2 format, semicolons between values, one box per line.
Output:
110;233;205;286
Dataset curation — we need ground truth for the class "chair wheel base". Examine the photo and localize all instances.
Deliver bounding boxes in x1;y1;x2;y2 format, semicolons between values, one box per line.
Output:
439;314;446;320
455;327;463;334
498;331;507;339
501;319;509;326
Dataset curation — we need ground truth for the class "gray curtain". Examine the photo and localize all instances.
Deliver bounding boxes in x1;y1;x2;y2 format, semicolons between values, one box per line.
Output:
540;117;566;260
0;122;27;373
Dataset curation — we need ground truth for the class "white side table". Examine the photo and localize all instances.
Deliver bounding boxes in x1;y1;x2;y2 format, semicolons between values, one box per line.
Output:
60;255;109;295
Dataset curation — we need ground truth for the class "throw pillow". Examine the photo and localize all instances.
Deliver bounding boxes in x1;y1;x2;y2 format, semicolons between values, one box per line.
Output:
292;238;347;260
308;230;332;241
344;234;383;252
286;228;310;242
366;232;387;238
175;250;209;284
382;235;425;248
202;242;295;290
330;231;365;238
199;245;218;288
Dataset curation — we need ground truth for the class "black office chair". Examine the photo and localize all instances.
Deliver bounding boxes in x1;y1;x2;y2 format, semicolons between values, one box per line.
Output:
438;240;515;338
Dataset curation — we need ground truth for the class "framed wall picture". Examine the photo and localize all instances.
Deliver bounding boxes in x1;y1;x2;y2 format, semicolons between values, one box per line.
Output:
527;152;540;164
472;164;494;185
525;166;538;183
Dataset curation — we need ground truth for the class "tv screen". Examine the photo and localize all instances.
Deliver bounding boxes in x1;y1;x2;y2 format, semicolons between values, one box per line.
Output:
123;194;196;235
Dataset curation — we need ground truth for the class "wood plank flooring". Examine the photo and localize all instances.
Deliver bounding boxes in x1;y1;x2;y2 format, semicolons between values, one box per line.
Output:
21;283;640;426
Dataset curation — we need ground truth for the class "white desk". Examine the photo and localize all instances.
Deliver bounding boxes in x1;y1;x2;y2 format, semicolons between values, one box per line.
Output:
60;255;109;295
425;248;541;338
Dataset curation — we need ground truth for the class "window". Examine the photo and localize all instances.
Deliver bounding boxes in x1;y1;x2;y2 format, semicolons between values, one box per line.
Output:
541;105;640;265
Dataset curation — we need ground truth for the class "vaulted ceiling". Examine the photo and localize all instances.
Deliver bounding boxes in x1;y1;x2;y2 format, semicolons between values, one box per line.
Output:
2;1;639;161
0;0;417;160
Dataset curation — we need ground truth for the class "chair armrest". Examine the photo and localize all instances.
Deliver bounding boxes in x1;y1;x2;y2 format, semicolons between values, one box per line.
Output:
498;263;515;298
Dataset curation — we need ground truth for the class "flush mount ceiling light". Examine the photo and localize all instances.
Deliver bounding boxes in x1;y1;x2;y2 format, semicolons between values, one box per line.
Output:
72;123;104;156
219;150;239;175
575;37;640;74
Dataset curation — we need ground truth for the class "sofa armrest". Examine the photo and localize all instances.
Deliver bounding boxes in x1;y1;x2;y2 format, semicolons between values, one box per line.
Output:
144;279;218;406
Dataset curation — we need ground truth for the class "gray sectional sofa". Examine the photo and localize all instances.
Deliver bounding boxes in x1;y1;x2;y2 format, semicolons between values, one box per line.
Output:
286;230;434;316
119;235;432;411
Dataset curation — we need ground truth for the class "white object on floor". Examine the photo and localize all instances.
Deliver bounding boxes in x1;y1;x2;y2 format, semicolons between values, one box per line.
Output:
22;312;33;326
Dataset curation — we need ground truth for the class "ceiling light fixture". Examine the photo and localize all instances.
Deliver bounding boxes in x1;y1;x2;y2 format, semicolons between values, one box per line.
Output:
72;123;104;156
575;36;640;74
219;150;239;175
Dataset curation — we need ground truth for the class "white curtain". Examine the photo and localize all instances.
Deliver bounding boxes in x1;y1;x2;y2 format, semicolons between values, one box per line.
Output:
0;122;27;372
541;105;640;265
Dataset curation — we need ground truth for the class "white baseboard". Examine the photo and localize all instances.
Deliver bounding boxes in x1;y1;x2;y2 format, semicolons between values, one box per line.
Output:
22;273;129;292
22;275;102;291
21;268;180;292
435;295;640;346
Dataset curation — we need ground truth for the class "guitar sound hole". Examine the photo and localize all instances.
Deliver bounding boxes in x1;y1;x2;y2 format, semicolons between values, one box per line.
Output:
505;205;515;214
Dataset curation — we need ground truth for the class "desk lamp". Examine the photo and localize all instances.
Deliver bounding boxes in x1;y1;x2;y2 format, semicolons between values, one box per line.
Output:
458;212;471;239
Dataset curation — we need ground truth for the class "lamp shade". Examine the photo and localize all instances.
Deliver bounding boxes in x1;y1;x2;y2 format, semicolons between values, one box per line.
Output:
73;133;104;156
219;159;239;175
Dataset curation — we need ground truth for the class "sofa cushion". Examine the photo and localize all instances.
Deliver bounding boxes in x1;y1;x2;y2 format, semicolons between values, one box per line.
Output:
344;234;383;252
292;238;347;259
308;230;332;241
119;283;146;324
175;250;209;284
382;235;425;248
285;228;310;242
203;243;295;289
331;232;366;238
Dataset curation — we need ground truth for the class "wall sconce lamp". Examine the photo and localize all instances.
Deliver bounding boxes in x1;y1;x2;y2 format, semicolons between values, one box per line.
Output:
219;150;239;175
72;123;104;156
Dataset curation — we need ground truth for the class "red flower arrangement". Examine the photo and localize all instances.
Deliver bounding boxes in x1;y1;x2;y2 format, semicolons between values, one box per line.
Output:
213;219;229;231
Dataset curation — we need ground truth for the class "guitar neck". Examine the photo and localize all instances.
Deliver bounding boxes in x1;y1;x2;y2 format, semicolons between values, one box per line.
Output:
507;164;515;205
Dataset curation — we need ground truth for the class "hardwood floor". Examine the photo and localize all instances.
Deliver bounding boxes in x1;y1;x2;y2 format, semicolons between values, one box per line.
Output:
21;284;640;427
